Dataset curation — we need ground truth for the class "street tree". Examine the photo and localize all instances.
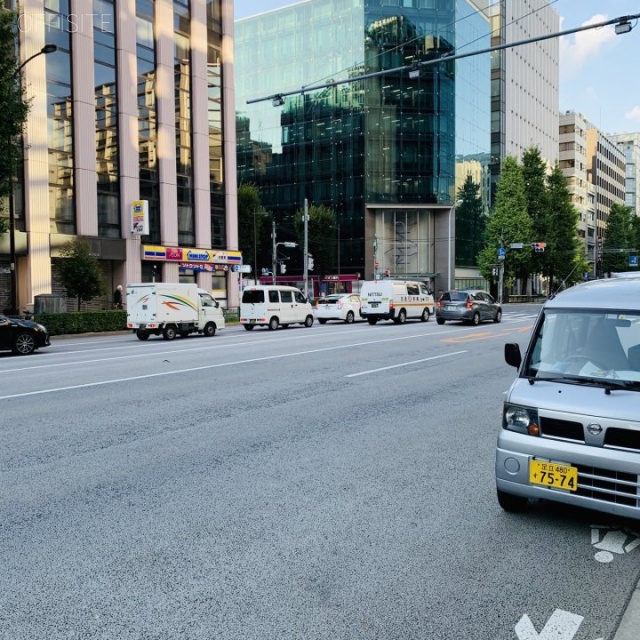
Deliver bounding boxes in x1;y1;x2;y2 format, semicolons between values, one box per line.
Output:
57;239;106;311
237;183;270;278
478;156;532;291
602;203;634;274
544;164;585;289
293;204;337;276
455;175;485;268
0;6;29;203
522;146;550;279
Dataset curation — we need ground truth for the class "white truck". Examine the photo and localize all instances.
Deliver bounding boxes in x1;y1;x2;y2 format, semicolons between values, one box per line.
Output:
126;282;225;341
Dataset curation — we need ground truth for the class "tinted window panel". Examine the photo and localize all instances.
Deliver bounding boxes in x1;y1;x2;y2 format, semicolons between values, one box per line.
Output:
242;290;264;304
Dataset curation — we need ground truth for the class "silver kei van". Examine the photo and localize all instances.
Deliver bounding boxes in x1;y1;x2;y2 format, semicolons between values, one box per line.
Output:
496;276;640;520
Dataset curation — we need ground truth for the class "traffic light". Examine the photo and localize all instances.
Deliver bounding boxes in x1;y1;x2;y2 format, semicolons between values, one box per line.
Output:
307;254;314;271
532;242;546;253
385;269;391;277
280;262;286;274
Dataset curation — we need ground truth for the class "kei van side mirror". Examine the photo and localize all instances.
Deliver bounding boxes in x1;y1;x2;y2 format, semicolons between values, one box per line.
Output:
504;343;522;368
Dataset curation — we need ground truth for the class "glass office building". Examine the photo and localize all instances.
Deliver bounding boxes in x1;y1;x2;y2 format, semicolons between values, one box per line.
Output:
236;0;490;292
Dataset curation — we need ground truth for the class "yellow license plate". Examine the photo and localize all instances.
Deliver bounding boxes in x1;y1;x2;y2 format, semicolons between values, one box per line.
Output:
529;460;578;492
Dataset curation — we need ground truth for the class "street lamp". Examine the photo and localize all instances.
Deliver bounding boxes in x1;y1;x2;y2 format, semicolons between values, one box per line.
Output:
7;44;57;316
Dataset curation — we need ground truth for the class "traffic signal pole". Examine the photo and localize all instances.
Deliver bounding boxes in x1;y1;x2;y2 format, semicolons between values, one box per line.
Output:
303;198;308;299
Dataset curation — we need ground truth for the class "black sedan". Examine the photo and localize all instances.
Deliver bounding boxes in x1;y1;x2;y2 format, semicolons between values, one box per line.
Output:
0;314;50;355
435;289;502;326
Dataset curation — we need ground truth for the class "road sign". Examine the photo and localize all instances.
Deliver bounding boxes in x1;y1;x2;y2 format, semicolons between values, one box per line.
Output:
629;255;638;267
232;265;251;273
498;247;506;257
509;243;523;249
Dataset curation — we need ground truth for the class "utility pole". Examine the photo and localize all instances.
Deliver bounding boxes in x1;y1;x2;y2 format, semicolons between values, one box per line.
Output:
303;198;309;298
271;218;277;285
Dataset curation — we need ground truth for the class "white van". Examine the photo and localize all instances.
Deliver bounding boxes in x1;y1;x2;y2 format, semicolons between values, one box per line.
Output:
360;279;434;325
496;276;640;520
240;285;314;331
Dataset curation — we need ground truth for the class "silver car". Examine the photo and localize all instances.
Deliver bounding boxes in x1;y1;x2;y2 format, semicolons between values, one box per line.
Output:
435;289;502;325
314;294;361;324
496;277;640;520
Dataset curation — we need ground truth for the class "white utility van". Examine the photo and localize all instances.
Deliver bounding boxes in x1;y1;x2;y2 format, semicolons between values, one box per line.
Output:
126;282;225;340
360;279;434;325
496;276;640;521
240;285;314;331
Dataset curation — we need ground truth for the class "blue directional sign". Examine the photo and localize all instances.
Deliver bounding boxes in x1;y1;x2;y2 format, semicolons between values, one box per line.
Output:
498;247;506;258
629;255;638;267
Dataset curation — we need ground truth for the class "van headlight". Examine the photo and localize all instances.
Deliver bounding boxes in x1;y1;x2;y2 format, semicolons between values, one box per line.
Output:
503;404;540;436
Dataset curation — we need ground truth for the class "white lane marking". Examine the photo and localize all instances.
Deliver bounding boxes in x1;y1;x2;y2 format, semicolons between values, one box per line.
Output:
515;609;583;640
345;351;467;377
0;325;489;374
0;340;467;400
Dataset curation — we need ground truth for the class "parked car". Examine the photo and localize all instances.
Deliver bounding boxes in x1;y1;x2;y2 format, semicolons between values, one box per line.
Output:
314;294;361;324
0;314;50;355
435;290;502;326
496;276;640;520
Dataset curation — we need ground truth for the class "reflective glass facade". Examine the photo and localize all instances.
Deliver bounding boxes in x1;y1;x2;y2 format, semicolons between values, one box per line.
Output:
94;0;120;238
136;0;160;244
45;0;75;235
236;0;490;280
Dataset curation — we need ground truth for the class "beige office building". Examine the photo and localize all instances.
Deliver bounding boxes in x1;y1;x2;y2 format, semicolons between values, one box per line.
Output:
0;0;239;315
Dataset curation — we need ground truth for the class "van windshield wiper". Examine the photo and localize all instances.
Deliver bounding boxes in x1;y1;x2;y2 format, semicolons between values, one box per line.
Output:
530;373;640;394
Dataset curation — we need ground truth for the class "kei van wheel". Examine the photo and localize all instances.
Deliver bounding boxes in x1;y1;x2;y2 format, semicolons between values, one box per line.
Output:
203;322;216;337
420;308;430;322
367;317;378;325
136;329;150;341
268;316;279;330
163;326;177;340
497;489;529;513
243;324;254;331
304;315;314;327
12;332;36;355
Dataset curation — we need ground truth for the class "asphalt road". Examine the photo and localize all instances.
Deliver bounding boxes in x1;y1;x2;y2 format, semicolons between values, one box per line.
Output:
1;306;639;639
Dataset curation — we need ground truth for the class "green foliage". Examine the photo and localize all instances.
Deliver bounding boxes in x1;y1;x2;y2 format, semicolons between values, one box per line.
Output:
0;8;30;199
478;157;532;284
237;183;269;277
293;204;337;276
603;203;636;274
545;164;585;288
57;239;106;310
455;175;485;268
35;310;126;335
0;216;7;235
522;147;550;275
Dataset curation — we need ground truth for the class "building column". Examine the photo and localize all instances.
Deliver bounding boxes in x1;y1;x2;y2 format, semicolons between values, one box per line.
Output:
222;0;239;308
116;0;142;285
21;0;52;308
71;0;98;237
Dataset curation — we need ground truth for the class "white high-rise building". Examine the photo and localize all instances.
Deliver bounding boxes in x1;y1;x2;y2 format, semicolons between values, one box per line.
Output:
490;0;559;198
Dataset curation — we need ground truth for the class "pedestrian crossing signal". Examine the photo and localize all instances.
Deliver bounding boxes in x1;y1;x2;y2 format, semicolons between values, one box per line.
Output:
532;242;546;253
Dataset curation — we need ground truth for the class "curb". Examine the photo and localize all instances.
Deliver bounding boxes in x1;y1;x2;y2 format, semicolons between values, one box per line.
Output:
613;580;640;640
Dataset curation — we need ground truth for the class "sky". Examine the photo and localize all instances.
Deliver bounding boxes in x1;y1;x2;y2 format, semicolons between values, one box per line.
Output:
233;0;640;135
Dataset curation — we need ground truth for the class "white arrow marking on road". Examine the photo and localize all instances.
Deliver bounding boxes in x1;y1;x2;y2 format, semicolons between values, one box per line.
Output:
515;609;583;640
